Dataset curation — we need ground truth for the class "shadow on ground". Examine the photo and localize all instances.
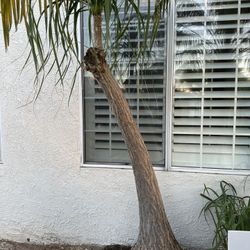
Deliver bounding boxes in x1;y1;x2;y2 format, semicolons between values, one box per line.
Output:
0;241;131;250
0;240;205;250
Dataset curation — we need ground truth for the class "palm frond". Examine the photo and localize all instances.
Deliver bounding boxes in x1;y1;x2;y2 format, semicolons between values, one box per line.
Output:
0;0;169;99
0;0;30;48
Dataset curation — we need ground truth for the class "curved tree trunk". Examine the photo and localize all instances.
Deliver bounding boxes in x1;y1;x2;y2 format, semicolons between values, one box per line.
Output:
84;14;182;250
84;48;181;250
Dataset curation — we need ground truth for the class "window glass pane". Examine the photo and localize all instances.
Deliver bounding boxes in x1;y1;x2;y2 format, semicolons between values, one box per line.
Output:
172;0;250;170
83;4;167;166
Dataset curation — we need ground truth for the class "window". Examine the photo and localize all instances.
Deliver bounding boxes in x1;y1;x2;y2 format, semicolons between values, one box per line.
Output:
82;0;250;171
83;4;166;166
172;0;250;170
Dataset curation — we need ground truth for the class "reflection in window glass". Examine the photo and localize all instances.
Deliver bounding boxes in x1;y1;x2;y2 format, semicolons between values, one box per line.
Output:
84;4;167;166
172;0;250;169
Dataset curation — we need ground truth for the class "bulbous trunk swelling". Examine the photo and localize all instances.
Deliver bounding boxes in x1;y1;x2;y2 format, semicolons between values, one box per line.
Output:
84;48;182;250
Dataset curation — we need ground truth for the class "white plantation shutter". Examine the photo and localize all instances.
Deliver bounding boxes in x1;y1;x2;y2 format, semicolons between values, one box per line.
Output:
84;9;166;165
172;0;250;169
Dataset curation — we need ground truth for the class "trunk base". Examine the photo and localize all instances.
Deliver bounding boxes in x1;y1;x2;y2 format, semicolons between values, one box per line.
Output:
132;235;182;250
132;243;182;250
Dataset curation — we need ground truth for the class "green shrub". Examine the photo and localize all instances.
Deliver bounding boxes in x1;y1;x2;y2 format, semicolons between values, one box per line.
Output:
200;180;250;250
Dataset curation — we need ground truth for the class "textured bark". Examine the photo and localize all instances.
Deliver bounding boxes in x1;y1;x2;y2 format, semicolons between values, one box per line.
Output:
84;47;182;250
93;15;103;49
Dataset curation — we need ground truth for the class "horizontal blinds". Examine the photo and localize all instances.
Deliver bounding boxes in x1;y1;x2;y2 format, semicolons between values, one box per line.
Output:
172;0;250;169
84;10;166;165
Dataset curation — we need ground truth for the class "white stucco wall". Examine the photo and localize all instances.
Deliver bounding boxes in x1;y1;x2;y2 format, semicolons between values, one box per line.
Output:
0;25;250;250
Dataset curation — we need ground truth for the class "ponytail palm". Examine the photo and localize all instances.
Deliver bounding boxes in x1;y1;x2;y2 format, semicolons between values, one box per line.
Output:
0;1;181;249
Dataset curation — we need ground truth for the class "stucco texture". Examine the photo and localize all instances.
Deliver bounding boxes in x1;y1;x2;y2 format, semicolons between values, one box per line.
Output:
0;25;249;250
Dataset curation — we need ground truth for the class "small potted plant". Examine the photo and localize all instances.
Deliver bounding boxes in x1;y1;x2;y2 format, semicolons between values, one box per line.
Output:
200;180;250;249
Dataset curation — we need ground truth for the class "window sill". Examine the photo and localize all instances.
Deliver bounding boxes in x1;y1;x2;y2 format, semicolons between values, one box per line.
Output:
81;163;165;171
81;163;250;176
169;166;250;176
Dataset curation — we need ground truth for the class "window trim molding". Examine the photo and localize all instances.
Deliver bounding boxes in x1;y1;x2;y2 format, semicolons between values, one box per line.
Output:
81;163;250;176
169;166;250;176
80;163;165;171
165;0;176;171
79;7;85;167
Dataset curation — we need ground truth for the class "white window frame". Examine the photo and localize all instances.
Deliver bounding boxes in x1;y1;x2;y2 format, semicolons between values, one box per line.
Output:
80;0;250;175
